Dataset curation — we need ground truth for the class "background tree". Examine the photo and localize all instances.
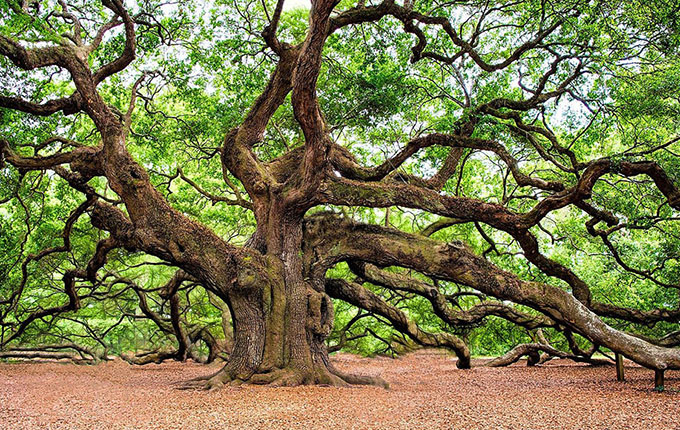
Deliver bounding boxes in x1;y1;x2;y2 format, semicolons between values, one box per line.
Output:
1;0;679;388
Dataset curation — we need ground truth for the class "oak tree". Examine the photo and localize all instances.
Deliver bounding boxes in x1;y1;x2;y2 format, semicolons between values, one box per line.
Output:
1;0;679;388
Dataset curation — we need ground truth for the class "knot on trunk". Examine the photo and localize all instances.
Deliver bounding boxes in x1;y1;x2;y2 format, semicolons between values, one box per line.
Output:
236;265;261;289
123;165;148;187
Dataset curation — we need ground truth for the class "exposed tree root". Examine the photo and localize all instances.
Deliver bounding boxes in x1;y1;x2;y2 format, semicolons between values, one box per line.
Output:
175;368;231;390
175;362;389;390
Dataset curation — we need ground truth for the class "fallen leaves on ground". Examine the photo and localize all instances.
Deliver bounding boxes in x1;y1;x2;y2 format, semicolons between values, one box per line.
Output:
0;350;677;430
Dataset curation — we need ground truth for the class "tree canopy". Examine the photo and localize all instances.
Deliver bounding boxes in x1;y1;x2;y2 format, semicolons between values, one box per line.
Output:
1;0;679;387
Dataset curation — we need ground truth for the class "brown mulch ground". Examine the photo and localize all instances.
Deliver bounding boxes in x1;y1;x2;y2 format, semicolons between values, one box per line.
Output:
0;350;678;430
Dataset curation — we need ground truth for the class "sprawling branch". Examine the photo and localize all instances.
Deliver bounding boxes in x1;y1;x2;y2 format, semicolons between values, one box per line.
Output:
93;0;137;84
364;264;554;330
0;34;68;70
330;134;564;192
304;213;680;370
486;342;610;367
0;342;105;363
0;138;99;171
0;93;83;117
325;277;471;368
330;0;568;71
288;0;338;203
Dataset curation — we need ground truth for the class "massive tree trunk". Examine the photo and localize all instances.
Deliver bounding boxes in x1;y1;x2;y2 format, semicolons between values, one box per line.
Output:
201;201;387;387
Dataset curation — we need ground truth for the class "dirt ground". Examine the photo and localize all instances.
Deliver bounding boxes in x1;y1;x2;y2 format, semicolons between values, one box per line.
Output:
0;350;677;430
